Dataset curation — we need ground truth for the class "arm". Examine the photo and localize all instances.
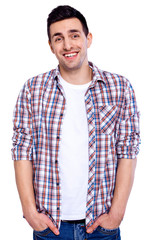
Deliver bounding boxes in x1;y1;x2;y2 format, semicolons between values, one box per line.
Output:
87;79;140;233
87;157;137;233
109;158;137;223
14;160;59;235
12;83;59;235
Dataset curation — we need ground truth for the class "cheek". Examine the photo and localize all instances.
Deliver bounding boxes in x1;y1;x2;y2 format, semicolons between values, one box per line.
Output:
79;39;88;49
52;47;62;58
80;43;88;54
78;39;86;48
50;42;61;53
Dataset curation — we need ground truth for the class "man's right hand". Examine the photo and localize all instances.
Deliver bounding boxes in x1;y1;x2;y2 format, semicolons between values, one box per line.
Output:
24;210;60;235
14;161;59;235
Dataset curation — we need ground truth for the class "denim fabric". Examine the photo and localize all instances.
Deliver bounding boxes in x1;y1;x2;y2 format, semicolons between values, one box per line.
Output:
33;221;121;239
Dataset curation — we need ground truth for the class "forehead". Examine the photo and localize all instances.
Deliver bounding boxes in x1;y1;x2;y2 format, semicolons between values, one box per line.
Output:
50;18;84;36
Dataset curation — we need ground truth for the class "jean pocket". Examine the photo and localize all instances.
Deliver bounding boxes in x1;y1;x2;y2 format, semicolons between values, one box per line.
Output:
97;225;119;235
34;227;51;237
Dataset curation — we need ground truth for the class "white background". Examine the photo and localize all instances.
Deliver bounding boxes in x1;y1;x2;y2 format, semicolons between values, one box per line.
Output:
0;0;149;239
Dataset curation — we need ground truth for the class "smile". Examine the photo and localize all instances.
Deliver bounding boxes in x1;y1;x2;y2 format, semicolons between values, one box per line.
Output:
63;52;78;58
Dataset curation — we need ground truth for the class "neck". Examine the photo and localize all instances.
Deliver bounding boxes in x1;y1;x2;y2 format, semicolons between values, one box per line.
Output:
59;63;92;85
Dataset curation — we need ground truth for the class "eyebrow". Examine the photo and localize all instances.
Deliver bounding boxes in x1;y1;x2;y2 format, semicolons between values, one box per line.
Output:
69;29;81;33
52;32;63;39
52;29;81;39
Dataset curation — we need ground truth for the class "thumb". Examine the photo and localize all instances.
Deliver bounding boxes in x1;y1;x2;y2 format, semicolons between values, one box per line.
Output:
86;219;100;234
46;218;60;235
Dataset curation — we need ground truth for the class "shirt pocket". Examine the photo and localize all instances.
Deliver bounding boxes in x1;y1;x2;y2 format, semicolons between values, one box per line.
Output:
99;105;117;135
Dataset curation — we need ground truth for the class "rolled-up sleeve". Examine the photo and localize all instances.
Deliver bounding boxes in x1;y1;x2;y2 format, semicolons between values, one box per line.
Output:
11;82;33;161
116;81;140;159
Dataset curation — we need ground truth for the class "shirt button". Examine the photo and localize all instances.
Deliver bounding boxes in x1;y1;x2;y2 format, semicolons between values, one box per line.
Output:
56;182;59;186
57;136;60;140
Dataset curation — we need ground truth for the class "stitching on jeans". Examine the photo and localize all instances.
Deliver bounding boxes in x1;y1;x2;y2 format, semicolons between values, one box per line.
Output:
34;228;51;237
34;233;37;240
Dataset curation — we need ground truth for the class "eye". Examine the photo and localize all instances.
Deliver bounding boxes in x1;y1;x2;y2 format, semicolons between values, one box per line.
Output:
55;37;63;42
72;34;80;39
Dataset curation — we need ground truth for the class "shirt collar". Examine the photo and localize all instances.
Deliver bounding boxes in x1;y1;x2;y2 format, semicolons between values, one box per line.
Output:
89;61;106;86
52;62;106;85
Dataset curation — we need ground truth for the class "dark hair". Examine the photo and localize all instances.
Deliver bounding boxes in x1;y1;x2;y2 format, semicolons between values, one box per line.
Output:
47;5;89;41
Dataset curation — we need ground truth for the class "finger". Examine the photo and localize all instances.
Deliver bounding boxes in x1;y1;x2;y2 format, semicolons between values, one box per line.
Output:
87;220;100;233
46;219;60;235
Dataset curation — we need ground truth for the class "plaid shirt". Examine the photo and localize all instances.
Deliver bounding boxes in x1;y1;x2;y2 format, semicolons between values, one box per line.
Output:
12;62;140;228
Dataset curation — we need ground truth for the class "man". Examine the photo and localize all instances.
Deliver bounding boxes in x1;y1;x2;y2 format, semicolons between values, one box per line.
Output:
12;5;140;240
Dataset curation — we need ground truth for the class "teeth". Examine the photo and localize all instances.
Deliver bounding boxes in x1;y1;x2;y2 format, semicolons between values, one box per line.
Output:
64;53;77;57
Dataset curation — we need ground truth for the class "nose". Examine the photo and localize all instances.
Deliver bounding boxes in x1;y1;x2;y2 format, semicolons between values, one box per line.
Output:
63;37;72;51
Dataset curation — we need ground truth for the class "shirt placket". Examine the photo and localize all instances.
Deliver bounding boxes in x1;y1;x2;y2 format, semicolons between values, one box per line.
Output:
85;89;96;228
54;80;66;228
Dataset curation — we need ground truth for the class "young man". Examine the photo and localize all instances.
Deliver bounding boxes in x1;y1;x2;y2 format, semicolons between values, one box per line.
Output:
12;5;140;240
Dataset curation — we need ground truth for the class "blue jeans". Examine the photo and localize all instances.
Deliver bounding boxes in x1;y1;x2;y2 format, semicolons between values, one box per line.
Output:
33;221;121;239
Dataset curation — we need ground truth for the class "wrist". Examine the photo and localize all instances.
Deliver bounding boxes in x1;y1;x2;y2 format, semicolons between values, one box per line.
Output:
22;205;38;218
109;207;125;223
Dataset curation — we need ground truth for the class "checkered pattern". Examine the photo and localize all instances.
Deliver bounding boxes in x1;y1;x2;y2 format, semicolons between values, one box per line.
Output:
12;62;140;229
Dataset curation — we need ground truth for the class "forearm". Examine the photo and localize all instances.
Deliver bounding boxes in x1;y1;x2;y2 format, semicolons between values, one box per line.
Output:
109;158;137;221
87;158;137;233
14;160;37;216
14;160;59;234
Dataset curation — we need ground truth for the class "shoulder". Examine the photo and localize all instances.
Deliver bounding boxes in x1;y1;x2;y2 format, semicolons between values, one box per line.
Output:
93;64;136;105
23;69;56;93
98;69;134;97
92;63;132;90
102;70;131;90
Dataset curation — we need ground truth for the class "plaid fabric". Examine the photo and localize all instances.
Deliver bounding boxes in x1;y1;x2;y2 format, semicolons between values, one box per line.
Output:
12;62;140;228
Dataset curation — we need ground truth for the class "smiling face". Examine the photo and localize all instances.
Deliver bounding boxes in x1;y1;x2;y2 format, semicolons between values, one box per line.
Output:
49;18;92;74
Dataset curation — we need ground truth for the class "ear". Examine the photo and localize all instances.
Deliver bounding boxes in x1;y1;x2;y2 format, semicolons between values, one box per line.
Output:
87;33;92;48
48;40;55;54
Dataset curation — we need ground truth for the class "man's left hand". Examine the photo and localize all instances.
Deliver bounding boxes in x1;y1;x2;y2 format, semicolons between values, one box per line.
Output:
86;212;121;234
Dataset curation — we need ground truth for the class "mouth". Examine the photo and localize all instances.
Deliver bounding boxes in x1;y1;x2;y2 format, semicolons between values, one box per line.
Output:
63;52;79;59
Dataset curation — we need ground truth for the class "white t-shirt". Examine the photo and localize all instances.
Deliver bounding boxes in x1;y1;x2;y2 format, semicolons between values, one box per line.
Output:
59;76;91;220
